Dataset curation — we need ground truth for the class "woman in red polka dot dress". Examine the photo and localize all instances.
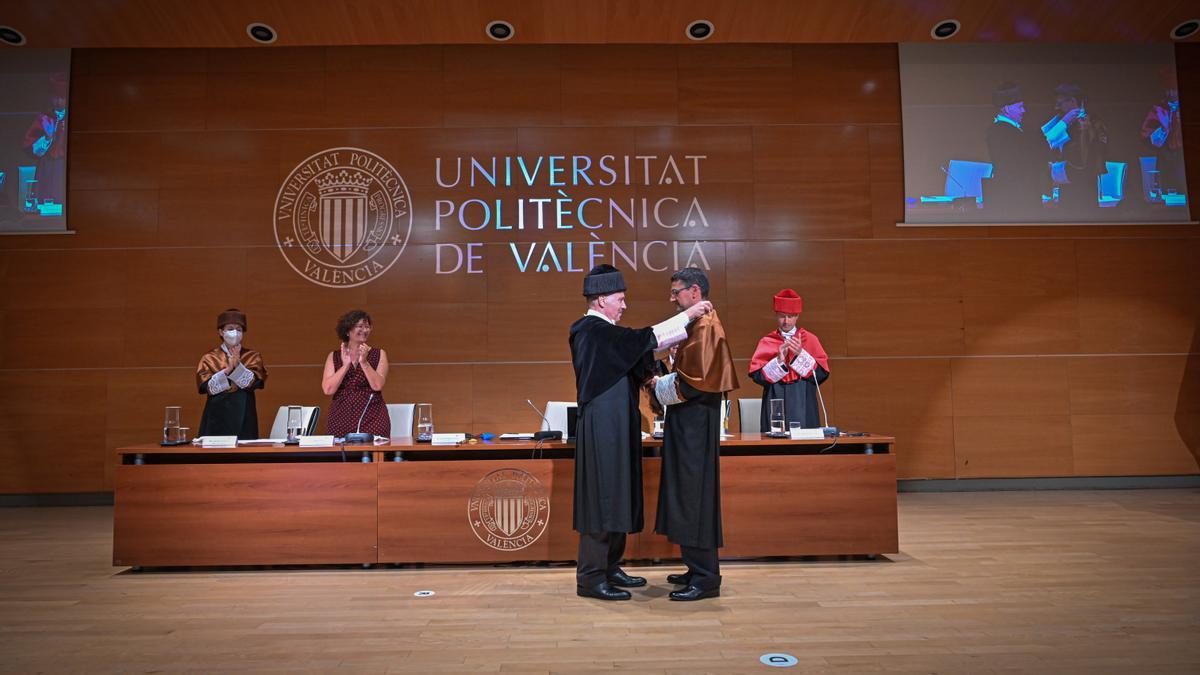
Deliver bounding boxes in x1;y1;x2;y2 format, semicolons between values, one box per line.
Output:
321;309;391;439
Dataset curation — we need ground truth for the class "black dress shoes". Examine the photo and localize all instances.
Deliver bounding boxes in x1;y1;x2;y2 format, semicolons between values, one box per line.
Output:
577;582;632;601
607;569;647;587
666;573;692;586
669;585;720;601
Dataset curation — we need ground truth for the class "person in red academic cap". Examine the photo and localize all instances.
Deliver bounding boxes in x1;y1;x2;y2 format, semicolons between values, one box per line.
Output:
746;289;830;431
1140;67;1184;198
22;73;69;207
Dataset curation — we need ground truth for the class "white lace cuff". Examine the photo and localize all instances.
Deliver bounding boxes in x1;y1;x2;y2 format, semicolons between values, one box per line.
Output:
1042;117;1070;151
652;312;690;349
654;372;684;407
230;363;255;389
762;357;788;383
207;370;230;395
790;349;817;378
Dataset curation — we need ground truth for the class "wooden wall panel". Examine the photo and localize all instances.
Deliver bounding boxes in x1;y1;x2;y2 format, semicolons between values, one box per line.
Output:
1071;415;1198;476
70;74;207;132
635;126;754;183
723;241;846;358
443;47;562;128
2;43;1197;493
951;358;1071;418
0;251;128;312
752;125;870;184
845;298;965;357
61;190;160;249
0;373;109;493
844;240;962;300
79;48;209;76
159;131;283;189
832;359;955;479
1077;294;1200;354
791;45;900;124
959;240;1079;298
69;133;162;191
954;415;1075;478
961;248;1083;346
1068;356;1191;416
2;307;124;371
561;66;678;127
678;67;796;125
380;366;476;432
752;182;873;240
1076;239;1200;297
962;295;1081;355
325;70;445;129
156;187;277;247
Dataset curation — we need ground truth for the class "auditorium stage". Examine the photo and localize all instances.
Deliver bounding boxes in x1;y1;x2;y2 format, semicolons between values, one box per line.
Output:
3;490;1199;672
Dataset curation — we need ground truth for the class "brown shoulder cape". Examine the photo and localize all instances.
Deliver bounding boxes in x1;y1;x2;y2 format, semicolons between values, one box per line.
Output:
672;310;738;394
196;345;267;394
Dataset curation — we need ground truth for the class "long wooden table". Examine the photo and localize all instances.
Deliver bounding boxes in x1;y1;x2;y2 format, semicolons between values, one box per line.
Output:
113;433;897;567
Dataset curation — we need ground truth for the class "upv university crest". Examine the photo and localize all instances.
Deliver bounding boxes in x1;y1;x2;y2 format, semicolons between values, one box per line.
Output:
274;147;412;288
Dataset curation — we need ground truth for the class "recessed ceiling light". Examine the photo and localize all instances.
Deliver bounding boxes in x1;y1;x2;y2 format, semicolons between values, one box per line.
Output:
1170;19;1199;40
686;20;714;41
0;26;27;46
486;21;514;41
931;19;961;40
246;22;277;44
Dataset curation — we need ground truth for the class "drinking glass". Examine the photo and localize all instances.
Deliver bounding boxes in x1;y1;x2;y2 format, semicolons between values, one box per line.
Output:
163;406;181;443
416;403;434;441
768;399;785;435
286;405;304;442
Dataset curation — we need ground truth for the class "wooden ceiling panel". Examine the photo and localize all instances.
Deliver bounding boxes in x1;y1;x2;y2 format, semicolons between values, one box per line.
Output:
3;0;1197;48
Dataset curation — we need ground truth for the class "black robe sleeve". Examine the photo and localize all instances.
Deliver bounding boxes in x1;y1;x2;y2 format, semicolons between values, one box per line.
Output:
569;316;657;405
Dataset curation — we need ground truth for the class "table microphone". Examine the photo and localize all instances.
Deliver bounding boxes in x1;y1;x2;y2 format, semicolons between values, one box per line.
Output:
525;399;562;441
344;393;375;445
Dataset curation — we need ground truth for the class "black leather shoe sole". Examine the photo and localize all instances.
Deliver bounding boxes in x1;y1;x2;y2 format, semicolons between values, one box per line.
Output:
666;573;692;586
669;585;720;601
577;585;632;601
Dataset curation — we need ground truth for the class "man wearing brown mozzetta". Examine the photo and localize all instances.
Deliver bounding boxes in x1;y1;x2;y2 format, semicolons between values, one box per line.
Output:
653;266;738;601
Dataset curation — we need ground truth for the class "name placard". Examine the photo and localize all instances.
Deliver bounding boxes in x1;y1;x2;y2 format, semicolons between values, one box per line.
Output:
431;433;467;445
299;435;336;447
200;436;238;448
789;428;825;440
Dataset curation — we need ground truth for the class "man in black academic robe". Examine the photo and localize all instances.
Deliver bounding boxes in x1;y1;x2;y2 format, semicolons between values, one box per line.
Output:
569;264;711;601
985;82;1047;222
652;267;738;601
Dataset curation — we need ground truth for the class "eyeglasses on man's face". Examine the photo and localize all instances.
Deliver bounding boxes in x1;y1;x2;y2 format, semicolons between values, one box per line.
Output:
670;285;696;298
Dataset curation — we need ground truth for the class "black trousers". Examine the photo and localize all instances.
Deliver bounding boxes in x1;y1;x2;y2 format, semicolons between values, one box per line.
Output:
681;545;721;590
576;532;627;587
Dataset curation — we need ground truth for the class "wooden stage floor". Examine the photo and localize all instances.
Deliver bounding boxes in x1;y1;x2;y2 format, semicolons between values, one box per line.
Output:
2;490;1199;673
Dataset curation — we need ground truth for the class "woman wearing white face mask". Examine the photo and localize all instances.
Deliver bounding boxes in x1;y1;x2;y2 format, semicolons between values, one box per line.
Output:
196;308;268;439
